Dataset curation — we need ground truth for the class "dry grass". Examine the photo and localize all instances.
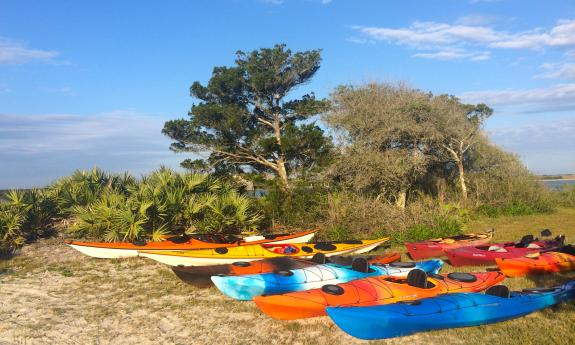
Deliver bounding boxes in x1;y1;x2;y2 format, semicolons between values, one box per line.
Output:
1;209;575;344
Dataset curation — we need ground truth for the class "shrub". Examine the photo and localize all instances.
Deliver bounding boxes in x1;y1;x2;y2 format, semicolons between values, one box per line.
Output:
0;188;59;255
67;168;263;242
0;208;25;256
553;185;575;208
317;193;464;243
258;181;328;229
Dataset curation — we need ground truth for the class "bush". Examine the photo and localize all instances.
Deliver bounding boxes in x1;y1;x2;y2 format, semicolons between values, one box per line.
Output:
553;185;575;208
258;181;328;229
317;193;464;243
475;201;552;218
2;167;264;248
0;188;59;256
67;168;263;242
466;143;555;216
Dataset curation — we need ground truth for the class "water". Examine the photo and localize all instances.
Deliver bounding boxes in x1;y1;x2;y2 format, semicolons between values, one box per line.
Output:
541;180;575;190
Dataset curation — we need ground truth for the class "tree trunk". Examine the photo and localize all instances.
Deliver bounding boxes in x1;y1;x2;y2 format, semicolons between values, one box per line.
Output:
273;114;289;189
456;160;468;201
395;189;406;209
276;157;289;189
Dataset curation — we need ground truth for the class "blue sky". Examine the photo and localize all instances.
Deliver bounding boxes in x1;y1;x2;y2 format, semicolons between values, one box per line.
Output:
1;0;575;188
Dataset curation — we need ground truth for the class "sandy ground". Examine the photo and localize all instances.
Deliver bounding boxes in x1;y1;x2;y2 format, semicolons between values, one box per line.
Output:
1;236;574;345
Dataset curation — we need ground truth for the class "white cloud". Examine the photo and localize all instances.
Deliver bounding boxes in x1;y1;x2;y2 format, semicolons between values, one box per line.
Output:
353;22;500;48
0;111;171;153
346;36;372;45
0;110;190;189
413;48;490;61
0;38;59;64
460;83;575;111
352;19;575;61
455;14;498;26
536;62;575;80
0;111;186;188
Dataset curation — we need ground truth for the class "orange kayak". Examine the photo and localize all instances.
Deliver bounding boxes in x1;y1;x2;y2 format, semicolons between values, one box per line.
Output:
254;270;505;320
172;252;401;287
66;229;318;259
496;245;575;277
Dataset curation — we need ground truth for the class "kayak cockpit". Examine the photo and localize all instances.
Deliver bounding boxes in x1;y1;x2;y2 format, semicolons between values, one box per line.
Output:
262;244;301;255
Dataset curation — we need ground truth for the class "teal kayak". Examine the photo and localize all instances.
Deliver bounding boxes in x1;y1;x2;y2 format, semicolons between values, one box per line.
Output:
211;259;443;300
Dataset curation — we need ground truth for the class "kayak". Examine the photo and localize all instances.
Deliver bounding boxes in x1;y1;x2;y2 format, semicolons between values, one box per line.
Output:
172;252;401;287
326;281;575;340
445;235;565;267
66;229;318;259
496;245;575;277
212;259;443;300
254;269;503;319
139;238;389;266
404;230;493;260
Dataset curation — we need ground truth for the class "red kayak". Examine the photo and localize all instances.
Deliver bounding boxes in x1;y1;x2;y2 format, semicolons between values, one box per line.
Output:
446;234;565;267
405;230;494;260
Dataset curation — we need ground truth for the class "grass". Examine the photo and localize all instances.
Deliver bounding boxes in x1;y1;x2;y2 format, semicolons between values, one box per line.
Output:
1;208;574;344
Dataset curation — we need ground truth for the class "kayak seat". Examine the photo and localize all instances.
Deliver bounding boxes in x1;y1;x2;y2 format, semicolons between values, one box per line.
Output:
516;235;535;248
488;245;507;253
343;239;363;244
322;284;345;295
485;285;510;298
389;262;416;268
541;229;552;237
447;272;477;283
351;258;373;273
312;253;327;264
314;243;337;251
232;261;251;267
168;235;190;244
407;269;428;289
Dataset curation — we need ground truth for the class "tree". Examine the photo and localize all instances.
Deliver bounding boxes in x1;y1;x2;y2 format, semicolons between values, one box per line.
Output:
429;96;493;202
162;44;332;188
325;83;435;207
324;83;493;206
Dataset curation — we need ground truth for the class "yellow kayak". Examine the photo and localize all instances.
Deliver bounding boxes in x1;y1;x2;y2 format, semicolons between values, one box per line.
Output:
138;238;389;266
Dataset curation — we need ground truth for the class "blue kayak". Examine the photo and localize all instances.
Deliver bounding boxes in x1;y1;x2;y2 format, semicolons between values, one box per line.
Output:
327;281;575;340
211;259;443;300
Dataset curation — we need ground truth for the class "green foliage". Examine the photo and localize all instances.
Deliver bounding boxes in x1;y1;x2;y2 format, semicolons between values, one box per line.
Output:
2;167;263;248
163;44;333;186
258;181;328;228
66;167;262;242
398;216;463;243
552;185;575;208
0;188;59;255
476;202;553;218
48;167;137;217
0;208;25;255
315;192;464;243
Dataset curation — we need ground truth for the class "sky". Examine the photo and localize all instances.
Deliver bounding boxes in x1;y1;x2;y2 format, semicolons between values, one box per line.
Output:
1;0;575;188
